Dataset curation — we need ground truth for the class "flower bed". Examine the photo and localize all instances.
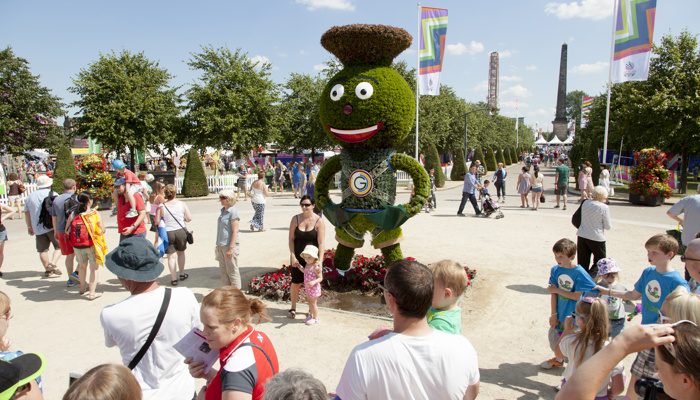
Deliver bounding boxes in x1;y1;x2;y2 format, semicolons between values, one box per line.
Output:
628;149;672;199
247;249;478;304
75;154;114;200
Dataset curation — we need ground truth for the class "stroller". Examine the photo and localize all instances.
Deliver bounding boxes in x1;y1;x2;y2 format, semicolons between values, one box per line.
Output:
480;188;504;219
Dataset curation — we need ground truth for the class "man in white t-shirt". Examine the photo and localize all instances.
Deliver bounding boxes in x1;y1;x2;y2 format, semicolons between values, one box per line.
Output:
683;239;700;294
335;260;480;400
100;237;200;400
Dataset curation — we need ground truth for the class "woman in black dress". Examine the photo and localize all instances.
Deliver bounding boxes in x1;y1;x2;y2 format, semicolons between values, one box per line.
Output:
287;195;325;319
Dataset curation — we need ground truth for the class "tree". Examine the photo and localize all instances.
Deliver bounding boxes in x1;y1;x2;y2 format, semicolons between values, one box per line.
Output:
184;46;279;156
69;50;180;169
451;149;467;181
472;147;485;169
51;146;78;194
566;90;589;135
495;148;506;167
181;149;209;197
277;73;329;161
504;147;513;165
484;147;497;172
0;47;65;156
423;143;445;187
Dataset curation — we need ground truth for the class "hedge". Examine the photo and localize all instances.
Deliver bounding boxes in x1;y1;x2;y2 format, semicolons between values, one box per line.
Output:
451;150;467;181
484;147;498;172
424;143;445;187
51;146;78;194
181;148;209;197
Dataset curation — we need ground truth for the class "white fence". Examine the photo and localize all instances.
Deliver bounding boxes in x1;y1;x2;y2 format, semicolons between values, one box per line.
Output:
0;183;39;205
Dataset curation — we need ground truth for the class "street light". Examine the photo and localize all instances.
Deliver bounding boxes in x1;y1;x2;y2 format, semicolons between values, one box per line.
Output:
460;108;492;162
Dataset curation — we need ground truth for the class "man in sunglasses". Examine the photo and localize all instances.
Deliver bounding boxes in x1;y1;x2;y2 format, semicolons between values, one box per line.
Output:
683;238;700;294
334;260;480;400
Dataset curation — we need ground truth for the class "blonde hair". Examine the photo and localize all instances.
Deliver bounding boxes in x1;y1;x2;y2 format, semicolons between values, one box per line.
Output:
164;184;177;200
63;364;142;400
594;272;619;284
309;171;317;185
572;298;609;367
429;260;469;298
202;286;270;327
665;286;700;324
219;190;237;207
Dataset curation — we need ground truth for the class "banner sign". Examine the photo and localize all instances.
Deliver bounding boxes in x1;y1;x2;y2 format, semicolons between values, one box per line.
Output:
419;7;448;96
612;0;657;83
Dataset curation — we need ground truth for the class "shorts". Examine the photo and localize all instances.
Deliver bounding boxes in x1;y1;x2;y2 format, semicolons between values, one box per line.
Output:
35;232;60;253
55;233;75;255
7;195;20;204
0;230;7;243
291;262;305;284
292;181;300;189
548;325;562;351
609;318;625;338
631;347;656;379
127;184;142;196
555;183;567;195
531;187;543;193
166;229;188;254
74;247;96;264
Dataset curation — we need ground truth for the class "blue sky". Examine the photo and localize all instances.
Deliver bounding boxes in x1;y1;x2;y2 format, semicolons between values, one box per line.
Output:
3;0;699;133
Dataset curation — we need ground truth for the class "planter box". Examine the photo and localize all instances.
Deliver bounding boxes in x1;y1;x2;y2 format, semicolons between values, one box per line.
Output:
629;193;664;206
96;197;112;211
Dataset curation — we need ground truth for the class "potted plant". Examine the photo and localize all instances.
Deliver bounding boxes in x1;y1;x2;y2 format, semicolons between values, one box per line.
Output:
628;148;672;206
75;154;114;209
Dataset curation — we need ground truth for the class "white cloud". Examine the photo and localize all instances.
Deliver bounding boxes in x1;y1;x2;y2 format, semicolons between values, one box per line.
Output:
502;84;531;98
570;61;609;74
313;64;326;71
296;0;354;11
299;50;309;56
500;100;529;109
526;65;538;71
544;0;613;21
446;41;484;56
472;80;488;92
501;75;522;82
499;50;512;58
404;48;416;54
249;55;270;65
277;52;288;58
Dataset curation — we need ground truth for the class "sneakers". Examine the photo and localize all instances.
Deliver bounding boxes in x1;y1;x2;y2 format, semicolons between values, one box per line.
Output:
110;207;118;217
67;279;78;287
304;315;312;323
125;209;138;218
69;272;80;283
540;357;564;369
305;318;319;326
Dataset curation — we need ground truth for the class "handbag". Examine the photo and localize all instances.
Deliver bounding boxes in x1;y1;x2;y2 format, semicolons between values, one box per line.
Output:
163;203;194;244
667;225;685;255
18;183;26;194
128;288;171;370
540;193;546;203
572;199;587;228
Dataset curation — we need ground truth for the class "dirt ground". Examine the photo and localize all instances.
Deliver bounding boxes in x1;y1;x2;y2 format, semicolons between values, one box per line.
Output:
0;162;684;399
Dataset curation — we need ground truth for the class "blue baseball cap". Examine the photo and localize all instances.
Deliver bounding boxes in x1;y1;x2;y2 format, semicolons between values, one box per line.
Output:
113;177;126;186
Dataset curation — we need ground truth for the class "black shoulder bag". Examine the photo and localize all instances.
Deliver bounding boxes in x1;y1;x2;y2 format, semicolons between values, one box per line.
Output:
128;288;172;370
163;203;194;244
571;200;587;229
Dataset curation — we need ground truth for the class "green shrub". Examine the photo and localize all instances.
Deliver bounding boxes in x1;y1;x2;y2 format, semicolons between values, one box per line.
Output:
504;147;513;165
423;143;445;187
496;148;506;167
587;144;601;186
51;146;78;194
471;147;485;172
451;149;467;181
510;147;518;164
485;147;497;172
181;148;209;197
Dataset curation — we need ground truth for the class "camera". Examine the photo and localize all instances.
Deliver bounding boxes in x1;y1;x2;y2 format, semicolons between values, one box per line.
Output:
635;378;674;400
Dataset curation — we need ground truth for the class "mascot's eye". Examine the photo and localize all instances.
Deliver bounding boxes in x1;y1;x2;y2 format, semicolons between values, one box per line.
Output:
355;82;374;100
330;84;345;101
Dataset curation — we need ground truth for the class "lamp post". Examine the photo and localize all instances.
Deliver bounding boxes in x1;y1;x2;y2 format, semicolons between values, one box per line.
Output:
460;108;492;162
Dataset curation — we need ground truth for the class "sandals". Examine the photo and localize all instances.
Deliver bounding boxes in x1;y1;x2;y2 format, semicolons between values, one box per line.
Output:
87;293;102;301
44;264;62;277
171;280;178;286
179;274;189;281
288;309;296;319
250;225;255;231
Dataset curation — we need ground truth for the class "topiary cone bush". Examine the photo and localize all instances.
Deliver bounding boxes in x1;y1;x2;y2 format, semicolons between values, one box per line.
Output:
586;144;601;186
182;148;209;197
496;148;506;167
51;146;78;194
504;147;513;165
471;146;485;169
424;143;445;187
451;149;467;181
485;147;497;172
510;147;518;164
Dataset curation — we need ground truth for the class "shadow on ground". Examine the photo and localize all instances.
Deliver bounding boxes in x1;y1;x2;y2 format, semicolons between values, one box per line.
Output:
479;362;558;400
506;284;550;296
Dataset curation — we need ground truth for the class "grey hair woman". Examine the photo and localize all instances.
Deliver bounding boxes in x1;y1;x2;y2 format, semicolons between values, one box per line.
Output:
262;368;328;400
576;186;612;277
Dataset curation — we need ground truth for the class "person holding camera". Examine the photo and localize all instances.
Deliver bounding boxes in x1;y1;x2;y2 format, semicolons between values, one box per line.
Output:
556;321;700;400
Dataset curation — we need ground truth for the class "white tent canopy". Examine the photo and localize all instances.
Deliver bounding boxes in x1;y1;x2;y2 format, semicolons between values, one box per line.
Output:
548;136;563;145
563;136;575;145
534;135;548;145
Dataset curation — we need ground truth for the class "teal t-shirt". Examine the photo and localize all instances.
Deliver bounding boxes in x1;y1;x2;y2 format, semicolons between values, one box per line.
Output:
555;165;570;184
427;307;462;334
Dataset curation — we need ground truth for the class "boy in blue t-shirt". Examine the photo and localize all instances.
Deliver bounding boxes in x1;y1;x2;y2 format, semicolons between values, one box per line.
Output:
595;233;689;399
540;238;596;369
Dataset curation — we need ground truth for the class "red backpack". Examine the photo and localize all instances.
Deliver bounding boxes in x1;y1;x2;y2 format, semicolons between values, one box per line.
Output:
67;215;94;248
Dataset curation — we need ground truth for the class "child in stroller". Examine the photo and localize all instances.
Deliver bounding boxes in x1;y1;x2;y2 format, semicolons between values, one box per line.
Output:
480;181;504;219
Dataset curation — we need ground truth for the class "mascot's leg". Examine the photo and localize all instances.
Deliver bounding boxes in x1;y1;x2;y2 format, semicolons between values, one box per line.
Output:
334;226;363;271
372;227;404;267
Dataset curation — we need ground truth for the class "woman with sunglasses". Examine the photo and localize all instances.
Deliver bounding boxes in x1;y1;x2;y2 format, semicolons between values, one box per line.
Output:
0;291;44;399
287;195;325;320
553;297;624;399
557;321;700;400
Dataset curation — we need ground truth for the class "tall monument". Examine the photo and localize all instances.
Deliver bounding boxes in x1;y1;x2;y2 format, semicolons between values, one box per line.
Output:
552;43;568;141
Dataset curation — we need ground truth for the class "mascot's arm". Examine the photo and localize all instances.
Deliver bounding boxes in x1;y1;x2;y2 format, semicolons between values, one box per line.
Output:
391;153;430;217
315;155;342;210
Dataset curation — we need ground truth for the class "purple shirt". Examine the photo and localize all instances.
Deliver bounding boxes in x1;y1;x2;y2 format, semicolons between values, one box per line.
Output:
463;172;478;194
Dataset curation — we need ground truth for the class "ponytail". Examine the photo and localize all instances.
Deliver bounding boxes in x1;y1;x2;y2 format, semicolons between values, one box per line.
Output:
573;298;609;367
77;191;93;214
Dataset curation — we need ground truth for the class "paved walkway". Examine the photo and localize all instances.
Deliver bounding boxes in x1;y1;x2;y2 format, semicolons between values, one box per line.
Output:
0;162;684;399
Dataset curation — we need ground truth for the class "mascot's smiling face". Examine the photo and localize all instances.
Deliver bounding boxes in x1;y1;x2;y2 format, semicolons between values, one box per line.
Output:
320;64;415;149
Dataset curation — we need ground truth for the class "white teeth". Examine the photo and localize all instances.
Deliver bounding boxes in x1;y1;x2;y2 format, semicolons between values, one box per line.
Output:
329;124;379;135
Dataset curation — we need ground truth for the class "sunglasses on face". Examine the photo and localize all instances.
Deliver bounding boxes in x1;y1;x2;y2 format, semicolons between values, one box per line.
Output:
680;255;700;263
219;196;227;200
300;203;313;207
571;312;587;322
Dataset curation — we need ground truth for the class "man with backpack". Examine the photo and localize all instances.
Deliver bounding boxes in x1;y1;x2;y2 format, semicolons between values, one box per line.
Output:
51;178;81;286
23;175;62;277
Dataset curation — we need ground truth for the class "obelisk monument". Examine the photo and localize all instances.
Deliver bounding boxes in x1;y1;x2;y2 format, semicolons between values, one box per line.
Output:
552;43;568;141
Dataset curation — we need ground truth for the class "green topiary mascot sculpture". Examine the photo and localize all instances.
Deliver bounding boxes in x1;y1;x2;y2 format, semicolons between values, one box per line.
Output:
315;24;430;271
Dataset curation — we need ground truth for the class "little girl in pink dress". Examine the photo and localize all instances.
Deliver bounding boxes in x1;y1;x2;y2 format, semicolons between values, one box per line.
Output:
300;245;323;325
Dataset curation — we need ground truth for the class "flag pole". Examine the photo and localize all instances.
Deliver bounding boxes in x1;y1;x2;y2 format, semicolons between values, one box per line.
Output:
415;3;421;160
515;99;519;148
602;0;618;165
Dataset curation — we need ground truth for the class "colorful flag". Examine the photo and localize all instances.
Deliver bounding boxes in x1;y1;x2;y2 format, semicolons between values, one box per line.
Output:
419;7;448;96
581;96;594;128
612;0;657;83
156;218;169;258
